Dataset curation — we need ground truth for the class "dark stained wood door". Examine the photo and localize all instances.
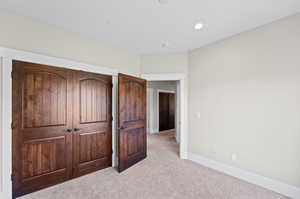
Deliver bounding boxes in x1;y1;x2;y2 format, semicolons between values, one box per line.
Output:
118;73;147;172
12;61;113;197
169;93;175;129
159;93;175;131
159;93;169;131
12;61;73;197
73;71;112;177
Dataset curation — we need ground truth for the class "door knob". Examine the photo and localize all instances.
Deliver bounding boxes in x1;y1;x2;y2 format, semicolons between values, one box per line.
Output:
66;129;72;133
74;128;80;131
118;126;125;130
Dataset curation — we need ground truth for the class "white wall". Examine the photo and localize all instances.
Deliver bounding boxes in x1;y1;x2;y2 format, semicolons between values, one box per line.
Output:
175;81;181;143
0;57;2;193
141;52;189;74
147;81;177;133
0;9;141;76
189;13;300;188
141;52;189;146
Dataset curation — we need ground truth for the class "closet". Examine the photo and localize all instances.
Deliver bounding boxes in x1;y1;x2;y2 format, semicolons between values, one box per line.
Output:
12;61;112;197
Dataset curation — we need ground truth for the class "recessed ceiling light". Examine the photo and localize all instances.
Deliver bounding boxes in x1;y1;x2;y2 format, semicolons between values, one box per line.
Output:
194;23;204;30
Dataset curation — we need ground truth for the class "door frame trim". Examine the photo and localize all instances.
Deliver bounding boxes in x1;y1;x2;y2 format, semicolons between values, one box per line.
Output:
157;89;176;133
141;73;188;160
0;46;118;199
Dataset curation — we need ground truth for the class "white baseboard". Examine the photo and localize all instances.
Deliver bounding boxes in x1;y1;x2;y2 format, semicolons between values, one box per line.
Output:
148;127;158;134
180;151;188;160
188;153;300;199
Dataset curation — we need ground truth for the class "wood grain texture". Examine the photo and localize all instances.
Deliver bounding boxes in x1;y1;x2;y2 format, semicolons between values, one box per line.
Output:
23;72;66;128
12;61;73;197
159;93;175;131
169;94;175;129
22;138;65;178
79;79;107;123
12;61;112;197
118;73;147;172
72;71;112;177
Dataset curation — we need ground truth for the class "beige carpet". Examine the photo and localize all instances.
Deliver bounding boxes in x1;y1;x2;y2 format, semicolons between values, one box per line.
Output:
20;131;289;199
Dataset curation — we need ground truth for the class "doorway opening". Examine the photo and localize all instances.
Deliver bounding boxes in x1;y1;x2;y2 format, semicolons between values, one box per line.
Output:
146;80;180;156
141;73;187;159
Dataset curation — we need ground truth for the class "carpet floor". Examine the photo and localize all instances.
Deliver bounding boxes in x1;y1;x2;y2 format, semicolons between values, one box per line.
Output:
20;131;289;199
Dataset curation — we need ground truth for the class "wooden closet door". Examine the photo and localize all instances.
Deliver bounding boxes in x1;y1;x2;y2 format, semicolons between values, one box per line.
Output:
118;73;147;172
72;71;112;177
12;61;73;197
159;93;175;131
168;93;175;129
159;93;170;131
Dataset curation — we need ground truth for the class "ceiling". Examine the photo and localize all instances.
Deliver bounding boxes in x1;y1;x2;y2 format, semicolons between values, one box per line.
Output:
1;0;300;53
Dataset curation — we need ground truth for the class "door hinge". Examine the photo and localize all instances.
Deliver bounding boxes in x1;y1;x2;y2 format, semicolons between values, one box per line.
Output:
11;173;14;181
11;122;14;129
11;71;13;78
